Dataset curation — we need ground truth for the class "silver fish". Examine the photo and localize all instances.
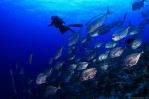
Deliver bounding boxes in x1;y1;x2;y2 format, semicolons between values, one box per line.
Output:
77;62;89;70
29;53;33;65
98;53;108;61
88;30;99;38
68;33;80;46
87;7;110;34
105;41;118;48
94;42;102;49
36;73;47;85
60;75;71;83
54;61;64;70
112;26;130;41
101;64;109;71
80;68;97;81
86;50;97;60
54;46;63;59
44;86;60;97
67;54;76;61
105;50;110;54
128;26;142;36
45;68;53;77
9;69;17;94
131;38;143;50
68;64;77;70
123;51;143;67
109;47;124;58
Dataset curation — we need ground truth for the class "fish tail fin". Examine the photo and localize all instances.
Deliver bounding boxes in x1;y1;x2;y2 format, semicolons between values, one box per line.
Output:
107;6;111;15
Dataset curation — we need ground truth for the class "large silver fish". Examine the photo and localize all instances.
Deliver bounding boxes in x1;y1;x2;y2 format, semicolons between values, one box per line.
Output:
68;33;80;46
87;7;110;34
109;47;124;58
122;51;143;67
80;68;97;81
131;38;143;50
54;46;63;59
112;26;130;41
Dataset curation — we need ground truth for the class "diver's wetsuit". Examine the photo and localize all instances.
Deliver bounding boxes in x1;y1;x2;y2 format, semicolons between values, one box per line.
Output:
48;16;82;34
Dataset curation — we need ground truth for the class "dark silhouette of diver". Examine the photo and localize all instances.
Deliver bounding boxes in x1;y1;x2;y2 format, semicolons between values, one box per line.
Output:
48;16;83;34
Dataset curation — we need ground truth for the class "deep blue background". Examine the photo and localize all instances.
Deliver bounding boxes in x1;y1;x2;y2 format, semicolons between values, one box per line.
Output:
0;0;149;98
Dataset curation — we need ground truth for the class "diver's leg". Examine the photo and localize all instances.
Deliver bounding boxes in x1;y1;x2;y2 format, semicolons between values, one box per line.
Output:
68;24;83;28
67;27;77;33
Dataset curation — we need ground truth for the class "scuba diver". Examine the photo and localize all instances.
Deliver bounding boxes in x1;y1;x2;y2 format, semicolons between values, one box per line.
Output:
48;16;83;34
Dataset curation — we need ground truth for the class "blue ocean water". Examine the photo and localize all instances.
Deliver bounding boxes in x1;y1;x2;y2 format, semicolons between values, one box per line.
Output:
0;0;149;98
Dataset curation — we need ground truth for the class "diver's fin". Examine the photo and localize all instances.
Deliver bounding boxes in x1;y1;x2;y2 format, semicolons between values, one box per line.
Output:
68;24;83;28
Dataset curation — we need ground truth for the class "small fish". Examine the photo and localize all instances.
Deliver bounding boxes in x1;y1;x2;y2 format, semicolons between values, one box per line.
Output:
131;38;143;50
112;26;130;41
55;46;63;59
88;30;99;38
80;68;97;81
105;41;118;48
36;73;48;85
29;53;33;65
101;64;109;71
109;47;124;58
54;61;64;70
60;75;71;83
105;50;110;54
9;69;17;94
67;54;76;61
86;50;97;60
77;62;89;70
94;42;102;49
98;53;108;61
123;51;143;67
68;64;77;70
44;86;60;97
132;0;145;11
75;57;81;62
19;67;24;75
45;68;53;77
68;33;80;46
50;70;61;82
87;6;111;34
